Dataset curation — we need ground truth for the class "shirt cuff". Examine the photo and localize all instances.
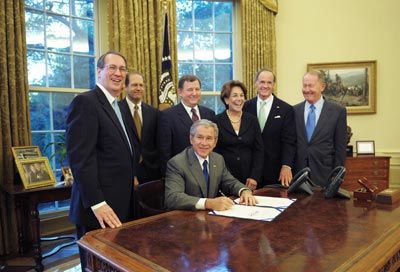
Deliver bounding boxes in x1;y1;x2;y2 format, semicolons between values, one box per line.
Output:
238;188;251;196
195;198;207;210
91;201;107;211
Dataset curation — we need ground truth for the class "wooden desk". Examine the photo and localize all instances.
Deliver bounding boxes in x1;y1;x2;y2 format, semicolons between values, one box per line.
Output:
1;183;72;272
79;189;400;272
344;156;391;192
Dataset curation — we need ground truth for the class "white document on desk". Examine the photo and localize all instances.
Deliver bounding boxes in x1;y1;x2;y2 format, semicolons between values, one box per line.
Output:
209;196;296;222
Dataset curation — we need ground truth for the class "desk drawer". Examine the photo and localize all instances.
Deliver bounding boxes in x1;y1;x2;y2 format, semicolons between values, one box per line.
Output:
345;158;389;169
346;169;389;179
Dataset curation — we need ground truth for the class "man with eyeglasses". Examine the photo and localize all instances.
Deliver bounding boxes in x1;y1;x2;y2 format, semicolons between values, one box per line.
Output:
66;51;137;271
120;71;161;184
158;74;215;175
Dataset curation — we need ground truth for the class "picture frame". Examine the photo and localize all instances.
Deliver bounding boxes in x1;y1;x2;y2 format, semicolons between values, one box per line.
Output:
15;157;56;189
307;60;377;114
356;141;375;155
61;166;74;186
11;145;42;160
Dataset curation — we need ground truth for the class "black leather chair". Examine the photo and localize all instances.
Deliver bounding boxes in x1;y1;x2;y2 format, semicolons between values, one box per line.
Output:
134;179;166;219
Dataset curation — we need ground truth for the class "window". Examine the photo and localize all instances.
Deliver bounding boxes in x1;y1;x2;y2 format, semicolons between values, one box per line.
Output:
25;0;96;213
176;0;234;113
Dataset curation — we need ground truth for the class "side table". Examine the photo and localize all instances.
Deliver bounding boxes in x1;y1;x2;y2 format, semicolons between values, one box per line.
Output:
0;183;72;271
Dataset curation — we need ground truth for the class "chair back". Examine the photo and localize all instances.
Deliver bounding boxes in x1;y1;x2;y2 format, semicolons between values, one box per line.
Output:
134;179;166;218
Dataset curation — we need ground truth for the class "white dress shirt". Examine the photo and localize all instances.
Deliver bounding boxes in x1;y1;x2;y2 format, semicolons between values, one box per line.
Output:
126;98;143;123
304;97;324;126
257;94;274;120
181;102;201;120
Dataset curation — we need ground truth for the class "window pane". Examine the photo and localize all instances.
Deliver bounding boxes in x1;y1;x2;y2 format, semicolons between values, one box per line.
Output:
72;18;94;54
194;1;212;31
58;199;71;209
178;63;193;78
25;11;45;49
200;95;225;114
74;56;95;89
38;202;56;213
176;0;192;31
195;64;213;91
45;0;69;15
25;0;44;9
48;53;71;87
32;132;52;158
215;64;233;92
194;33;213;63
53;93;76;130
29;92;50;130
27;50;46;86
46;14;70;52
72;0;94;18
215;33;232;62
53;132;68;169
177;32;193;61
214;2;232;32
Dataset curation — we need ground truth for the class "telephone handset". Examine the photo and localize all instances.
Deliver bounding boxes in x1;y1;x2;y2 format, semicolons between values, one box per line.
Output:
287;167;315;195
324;166;351;199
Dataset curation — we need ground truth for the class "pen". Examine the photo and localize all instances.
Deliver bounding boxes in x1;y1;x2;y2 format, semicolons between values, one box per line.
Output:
219;190;227;197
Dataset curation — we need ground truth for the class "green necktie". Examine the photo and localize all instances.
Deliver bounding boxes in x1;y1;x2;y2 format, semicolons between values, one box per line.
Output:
258;101;267;131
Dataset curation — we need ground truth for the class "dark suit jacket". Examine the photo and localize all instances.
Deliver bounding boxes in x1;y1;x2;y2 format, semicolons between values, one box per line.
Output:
243;95;296;185
293;99;347;187
66;86;136;228
164;147;248;210
120;99;161;181
158;103;215;174
214;111;264;184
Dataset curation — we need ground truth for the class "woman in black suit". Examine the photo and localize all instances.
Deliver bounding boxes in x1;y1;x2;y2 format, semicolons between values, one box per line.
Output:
214;80;264;190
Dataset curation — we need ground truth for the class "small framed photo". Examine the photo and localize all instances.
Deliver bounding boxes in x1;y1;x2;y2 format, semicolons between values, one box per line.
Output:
11;146;42;160
356;141;375;155
16;157;56;189
61;166;74;186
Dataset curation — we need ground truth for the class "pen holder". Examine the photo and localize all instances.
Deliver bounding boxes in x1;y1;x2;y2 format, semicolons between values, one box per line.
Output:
353;188;376;202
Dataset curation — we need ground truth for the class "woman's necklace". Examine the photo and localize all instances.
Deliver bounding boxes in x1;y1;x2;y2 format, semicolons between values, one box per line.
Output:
227;110;242;124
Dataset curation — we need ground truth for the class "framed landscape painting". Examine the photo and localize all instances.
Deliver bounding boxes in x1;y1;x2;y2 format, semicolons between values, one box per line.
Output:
307;60;376;114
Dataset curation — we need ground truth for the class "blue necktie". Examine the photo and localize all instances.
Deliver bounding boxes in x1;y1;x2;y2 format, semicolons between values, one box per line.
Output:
203;160;209;196
306;104;316;142
113;100;132;153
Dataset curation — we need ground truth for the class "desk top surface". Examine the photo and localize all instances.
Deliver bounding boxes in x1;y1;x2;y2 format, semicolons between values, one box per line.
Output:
79;189;400;272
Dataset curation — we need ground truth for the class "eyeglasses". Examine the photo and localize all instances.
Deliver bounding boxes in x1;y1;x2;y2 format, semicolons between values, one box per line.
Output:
103;65;128;74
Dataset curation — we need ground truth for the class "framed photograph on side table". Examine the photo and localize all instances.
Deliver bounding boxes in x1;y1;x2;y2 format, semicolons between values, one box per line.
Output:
11;146;42;160
356;141;375;155
15;157;56;189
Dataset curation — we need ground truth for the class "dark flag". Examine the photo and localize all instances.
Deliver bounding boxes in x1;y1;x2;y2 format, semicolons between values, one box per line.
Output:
158;13;177;109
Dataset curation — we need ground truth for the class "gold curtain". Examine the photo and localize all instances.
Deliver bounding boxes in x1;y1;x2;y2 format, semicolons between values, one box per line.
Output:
0;0;31;255
240;0;278;98
108;0;177;107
